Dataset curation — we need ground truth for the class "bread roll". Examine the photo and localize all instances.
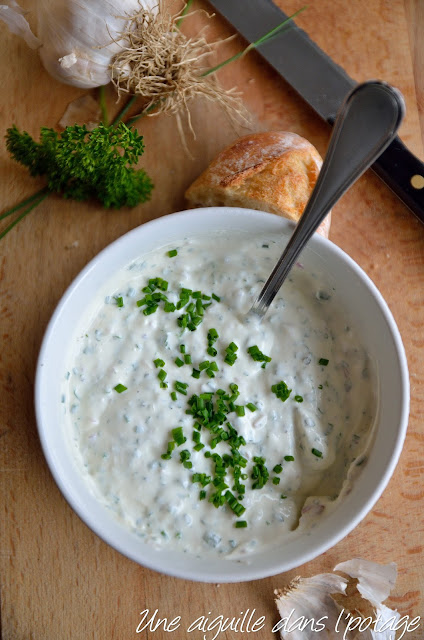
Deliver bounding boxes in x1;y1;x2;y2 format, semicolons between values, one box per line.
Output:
185;131;331;237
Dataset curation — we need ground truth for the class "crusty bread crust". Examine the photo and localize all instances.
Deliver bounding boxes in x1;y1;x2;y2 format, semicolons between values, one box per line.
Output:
185;131;331;237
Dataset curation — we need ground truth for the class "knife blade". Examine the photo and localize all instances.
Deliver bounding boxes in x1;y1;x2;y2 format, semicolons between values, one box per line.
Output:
207;0;424;225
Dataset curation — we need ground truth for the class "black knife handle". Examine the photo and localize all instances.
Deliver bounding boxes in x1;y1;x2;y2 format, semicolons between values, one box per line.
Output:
372;137;424;224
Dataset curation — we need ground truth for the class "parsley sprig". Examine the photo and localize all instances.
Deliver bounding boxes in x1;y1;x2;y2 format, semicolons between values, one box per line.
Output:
1;8;303;240
5;122;153;215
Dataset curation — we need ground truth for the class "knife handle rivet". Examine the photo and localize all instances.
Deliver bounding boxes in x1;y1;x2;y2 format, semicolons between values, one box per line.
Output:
410;174;424;189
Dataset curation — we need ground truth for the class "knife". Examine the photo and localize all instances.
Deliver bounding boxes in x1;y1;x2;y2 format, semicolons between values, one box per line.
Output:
207;0;424;225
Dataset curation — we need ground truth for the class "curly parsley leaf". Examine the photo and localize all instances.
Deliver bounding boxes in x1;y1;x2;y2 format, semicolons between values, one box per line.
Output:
5;122;153;208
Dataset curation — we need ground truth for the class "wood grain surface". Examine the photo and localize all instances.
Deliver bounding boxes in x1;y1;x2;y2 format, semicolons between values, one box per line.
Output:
1;1;423;639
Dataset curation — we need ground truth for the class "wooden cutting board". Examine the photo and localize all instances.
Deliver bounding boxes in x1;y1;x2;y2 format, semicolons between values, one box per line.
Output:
1;1;423;638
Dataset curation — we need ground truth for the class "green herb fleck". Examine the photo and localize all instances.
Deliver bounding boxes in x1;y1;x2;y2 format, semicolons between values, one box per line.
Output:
247;345;272;365
271;380;292;402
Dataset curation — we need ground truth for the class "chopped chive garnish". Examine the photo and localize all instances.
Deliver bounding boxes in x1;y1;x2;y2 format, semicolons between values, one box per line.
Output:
273;464;283;473
168;249;178;257
212;293;220;302
235;405;245;417
224;342;238;366
284;455;295;461
235;520;247;528
172;427;186;445
114;296;124;307
192;368;200;379
143;304;158;315
164;301;176;312
174;381;189;395
158;369;167;382
114;383;127;393
180;344;186;354
161;441;175;460
194;443;205;451
281;494;287;499
294;395;304;403
153;358;165;368
175;357;184;367
170;391;177;401
246;402;257;412
184;354;192;365
199;490;206;500
271;380;292;402
312;448;323;458
251;457;269;489
247;345;272;365
318;384;323;390
318;358;329;366
225;490;246;516
272;477;280;485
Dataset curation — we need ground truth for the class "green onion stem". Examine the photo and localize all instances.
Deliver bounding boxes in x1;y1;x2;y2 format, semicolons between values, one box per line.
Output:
0;187;49;222
112;95;139;127
0;191;49;241
176;0;194;29
202;8;305;78
125;101;159;127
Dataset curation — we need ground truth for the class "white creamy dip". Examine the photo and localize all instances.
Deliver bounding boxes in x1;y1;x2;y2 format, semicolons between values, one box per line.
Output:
64;231;376;560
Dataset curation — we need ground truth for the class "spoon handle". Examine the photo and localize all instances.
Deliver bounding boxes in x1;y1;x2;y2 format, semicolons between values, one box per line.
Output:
251;81;405;318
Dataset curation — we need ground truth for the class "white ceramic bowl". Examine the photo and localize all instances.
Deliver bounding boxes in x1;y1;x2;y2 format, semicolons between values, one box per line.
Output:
35;207;409;582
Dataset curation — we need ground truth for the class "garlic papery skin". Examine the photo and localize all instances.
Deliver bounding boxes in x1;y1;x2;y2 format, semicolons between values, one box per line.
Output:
0;1;40;48
334;559;397;608
274;574;348;640
274;559;401;640
0;0;158;88
334;559;400;640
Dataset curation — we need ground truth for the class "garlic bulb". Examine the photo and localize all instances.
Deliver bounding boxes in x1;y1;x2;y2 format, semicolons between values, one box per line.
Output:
1;0;243;127
0;0;158;88
274;559;401;640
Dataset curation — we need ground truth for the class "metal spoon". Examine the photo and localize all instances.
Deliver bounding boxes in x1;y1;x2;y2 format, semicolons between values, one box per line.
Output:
250;80;405;318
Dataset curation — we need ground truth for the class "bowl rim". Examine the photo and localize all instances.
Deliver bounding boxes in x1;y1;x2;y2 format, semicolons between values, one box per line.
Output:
34;206;410;582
